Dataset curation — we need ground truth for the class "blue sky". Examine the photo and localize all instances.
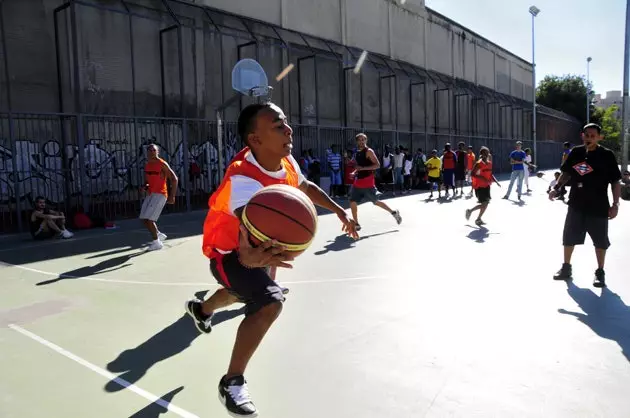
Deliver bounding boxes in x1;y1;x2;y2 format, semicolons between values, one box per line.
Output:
426;0;626;98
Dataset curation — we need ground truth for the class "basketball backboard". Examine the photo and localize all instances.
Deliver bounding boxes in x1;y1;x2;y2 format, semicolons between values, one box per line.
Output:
231;58;271;98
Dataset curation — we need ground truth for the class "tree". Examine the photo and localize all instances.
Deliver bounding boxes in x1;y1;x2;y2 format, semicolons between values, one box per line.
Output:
600;105;622;151
536;75;594;123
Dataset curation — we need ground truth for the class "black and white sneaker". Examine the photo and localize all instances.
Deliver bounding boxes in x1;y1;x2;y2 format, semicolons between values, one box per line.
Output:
185;299;213;334
593;268;606;288
218;375;258;417
391;210;402;225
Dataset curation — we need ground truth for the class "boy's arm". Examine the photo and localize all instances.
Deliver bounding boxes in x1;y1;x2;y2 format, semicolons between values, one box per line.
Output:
162;162;179;203
356;149;380;171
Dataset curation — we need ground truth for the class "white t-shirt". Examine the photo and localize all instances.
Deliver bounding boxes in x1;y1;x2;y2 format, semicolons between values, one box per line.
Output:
393;153;405;169
404;159;412;175
228;151;307;215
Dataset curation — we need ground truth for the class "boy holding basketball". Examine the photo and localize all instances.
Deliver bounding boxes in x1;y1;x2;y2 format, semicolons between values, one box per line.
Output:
186;103;358;417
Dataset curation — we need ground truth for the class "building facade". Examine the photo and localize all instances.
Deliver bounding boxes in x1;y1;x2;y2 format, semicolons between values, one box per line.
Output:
0;0;580;232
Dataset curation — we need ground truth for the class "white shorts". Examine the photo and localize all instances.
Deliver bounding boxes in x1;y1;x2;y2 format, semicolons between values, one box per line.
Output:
139;193;167;222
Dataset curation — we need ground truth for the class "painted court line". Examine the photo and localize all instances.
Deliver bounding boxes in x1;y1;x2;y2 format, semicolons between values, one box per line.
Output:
0;262;212;286
2;261;385;287
8;323;199;418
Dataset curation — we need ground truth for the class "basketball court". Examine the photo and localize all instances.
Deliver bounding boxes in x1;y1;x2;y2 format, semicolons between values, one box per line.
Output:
2;173;630;418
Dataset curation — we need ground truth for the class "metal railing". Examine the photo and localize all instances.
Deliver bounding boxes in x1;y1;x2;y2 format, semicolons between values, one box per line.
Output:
0;112;564;233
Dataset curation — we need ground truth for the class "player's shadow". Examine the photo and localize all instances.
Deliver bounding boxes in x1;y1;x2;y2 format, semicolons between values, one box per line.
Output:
558;281;630;363
35;251;145;286
465;225;498;243
104;309;245;392
314;230;399;255
129;386;184;417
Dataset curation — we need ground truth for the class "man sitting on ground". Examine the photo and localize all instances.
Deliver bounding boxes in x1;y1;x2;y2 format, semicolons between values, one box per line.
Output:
30;196;74;240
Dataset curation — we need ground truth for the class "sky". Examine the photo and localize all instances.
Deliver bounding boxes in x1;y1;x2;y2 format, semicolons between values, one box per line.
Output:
425;0;626;99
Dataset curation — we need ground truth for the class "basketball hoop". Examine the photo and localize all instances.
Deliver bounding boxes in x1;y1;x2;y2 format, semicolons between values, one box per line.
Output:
216;59;272;184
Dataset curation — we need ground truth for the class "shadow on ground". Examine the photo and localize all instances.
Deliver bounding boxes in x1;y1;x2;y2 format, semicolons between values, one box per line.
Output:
36;251;146;286
465;225;499;243
129;386;185;418
314;230;399;255
104;309;245;392
559;281;630;362
0;212;206;266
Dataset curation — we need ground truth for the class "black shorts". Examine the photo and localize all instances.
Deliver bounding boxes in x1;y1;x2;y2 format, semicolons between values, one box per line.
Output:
428;176;441;184
442;169;455;186
474;187;491;203
210;251;285;316
350;186;378;204
455;169;466;181
562;207;610;249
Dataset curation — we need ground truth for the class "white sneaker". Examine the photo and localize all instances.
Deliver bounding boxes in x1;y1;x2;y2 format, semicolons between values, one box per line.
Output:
157;232;167;241
148;240;164;251
61;229;74;239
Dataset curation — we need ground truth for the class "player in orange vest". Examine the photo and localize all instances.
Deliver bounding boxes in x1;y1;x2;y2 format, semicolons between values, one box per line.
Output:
465;146;500;226
140;144;178;251
186;102;358;417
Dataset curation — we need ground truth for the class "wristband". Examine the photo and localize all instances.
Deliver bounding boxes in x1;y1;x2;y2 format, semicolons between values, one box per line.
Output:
613;201;620;208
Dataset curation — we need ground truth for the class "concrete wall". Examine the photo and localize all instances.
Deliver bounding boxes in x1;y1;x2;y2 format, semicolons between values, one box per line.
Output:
0;0;551;139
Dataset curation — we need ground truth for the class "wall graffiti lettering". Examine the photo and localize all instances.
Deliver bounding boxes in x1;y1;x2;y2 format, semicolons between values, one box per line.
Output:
0;120;239;206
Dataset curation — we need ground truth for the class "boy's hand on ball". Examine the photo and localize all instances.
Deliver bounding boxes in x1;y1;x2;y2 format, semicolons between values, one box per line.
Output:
238;225;294;269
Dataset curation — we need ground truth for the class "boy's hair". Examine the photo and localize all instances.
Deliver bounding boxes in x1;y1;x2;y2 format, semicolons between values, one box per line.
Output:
582;123;602;134
238;103;273;144
554;171;561;176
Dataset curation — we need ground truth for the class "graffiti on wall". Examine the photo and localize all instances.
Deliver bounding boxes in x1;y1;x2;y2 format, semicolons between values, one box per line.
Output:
0;121;239;205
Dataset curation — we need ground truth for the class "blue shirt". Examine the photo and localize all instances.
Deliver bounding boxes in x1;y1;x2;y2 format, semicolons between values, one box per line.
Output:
510;150;527;170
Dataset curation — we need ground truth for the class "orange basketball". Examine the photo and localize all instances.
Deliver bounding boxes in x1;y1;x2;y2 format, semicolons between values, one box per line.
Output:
242;184;318;257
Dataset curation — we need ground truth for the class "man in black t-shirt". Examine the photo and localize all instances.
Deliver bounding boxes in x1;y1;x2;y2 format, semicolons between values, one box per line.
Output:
548;123;622;288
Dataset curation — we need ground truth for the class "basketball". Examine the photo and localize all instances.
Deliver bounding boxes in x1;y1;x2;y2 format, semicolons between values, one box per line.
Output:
242;184;318;257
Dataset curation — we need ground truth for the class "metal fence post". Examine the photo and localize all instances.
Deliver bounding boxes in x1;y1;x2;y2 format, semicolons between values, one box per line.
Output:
75;115;89;213
182;119;191;211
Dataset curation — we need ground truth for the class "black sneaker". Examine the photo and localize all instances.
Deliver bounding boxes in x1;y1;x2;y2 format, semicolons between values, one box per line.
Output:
593;268;606;288
553;263;572;281
218;375;258;417
185;299;213;334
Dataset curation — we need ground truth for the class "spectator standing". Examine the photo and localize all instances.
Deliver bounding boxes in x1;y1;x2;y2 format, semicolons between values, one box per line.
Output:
549;123;622;288
503;141;527;201
327;145;343;197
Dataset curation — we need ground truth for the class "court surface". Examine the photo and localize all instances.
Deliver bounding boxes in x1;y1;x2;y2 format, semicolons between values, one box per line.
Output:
1;171;630;418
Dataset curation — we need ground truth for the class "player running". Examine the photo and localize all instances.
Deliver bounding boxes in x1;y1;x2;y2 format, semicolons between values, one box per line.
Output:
348;133;402;231
465;146;499;226
185;103;357;418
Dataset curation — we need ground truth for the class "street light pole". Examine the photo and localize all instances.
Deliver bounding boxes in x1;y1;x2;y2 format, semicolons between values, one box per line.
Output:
586;57;592;124
530;6;540;166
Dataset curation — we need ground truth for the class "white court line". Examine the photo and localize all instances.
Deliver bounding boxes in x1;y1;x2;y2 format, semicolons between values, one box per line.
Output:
8;323;199;418
2;261;384;287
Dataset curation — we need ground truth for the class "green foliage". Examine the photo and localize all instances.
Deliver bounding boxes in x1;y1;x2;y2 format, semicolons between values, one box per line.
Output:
600;105;622;151
536;75;593;123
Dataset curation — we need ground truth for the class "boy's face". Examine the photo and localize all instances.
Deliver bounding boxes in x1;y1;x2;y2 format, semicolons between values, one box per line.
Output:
582;127;602;148
555;173;560;180
248;104;293;158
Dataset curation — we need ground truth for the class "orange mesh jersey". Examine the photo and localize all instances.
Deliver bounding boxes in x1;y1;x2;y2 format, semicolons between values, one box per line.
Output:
145;158;168;195
472;159;493;189
202;147;305;259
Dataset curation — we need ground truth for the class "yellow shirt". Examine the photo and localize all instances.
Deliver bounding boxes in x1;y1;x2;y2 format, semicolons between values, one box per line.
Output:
425;156;441;178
